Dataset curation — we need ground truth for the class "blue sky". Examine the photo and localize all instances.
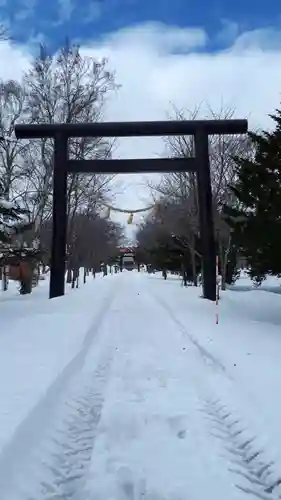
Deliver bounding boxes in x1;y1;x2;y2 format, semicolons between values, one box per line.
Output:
2;0;281;51
1;0;281;227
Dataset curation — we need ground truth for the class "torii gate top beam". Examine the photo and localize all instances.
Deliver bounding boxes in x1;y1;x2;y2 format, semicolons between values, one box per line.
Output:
15;119;248;139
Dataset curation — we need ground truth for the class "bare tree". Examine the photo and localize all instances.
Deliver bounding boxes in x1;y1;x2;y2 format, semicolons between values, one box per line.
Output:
0;40;121;293
0;81;27;200
149;103;253;289
22;42;119;241
0;81;29;291
39;210;122;286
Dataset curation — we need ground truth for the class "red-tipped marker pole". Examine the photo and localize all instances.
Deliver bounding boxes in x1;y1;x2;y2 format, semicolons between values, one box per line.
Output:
216;255;219;324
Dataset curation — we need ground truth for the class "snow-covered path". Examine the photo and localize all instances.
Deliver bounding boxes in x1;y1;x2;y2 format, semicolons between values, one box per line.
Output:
85;273;243;500
1;271;281;500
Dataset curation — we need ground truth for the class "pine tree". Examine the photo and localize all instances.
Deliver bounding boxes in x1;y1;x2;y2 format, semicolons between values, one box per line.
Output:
226;110;281;281
0;178;34;244
0;201;21;244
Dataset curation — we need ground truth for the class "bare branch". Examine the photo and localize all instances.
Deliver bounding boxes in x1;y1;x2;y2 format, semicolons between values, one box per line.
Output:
22;42;119;235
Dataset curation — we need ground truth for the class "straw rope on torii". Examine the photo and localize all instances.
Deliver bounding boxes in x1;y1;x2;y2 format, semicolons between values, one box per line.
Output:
100;202;158;224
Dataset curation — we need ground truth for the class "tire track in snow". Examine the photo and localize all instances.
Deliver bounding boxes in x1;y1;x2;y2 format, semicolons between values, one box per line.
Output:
202;399;281;500
150;291;230;377
7;345;114;500
151;291;281;500
0;283;119;500
35;348;114;500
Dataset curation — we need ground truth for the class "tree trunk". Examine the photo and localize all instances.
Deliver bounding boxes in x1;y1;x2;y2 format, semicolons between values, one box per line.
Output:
19;264;32;295
71;268;77;288
2;266;8;291
190;248;198;286
37;263;41;283
220;253;228;291
66;267;72;283
200;265;204;287
20;278;32;295
32;269;39;288
83;268;86;284
220;236;231;291
181;262;188;287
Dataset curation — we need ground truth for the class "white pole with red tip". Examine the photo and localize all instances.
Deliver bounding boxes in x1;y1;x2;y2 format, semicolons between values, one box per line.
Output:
216;255;219;324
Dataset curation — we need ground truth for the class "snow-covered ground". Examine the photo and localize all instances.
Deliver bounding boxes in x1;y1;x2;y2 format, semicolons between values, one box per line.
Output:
0;270;281;500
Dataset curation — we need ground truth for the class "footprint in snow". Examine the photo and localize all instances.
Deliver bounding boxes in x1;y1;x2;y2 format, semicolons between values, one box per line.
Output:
168;416;187;439
177;429;186;439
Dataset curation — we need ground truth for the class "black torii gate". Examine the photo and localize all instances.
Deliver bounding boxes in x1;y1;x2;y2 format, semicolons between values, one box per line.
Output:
15;119;247;301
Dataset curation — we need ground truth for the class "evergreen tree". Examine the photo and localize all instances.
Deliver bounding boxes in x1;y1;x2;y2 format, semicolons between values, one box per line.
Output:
226;110;281;281
0;179;32;244
0;201;23;243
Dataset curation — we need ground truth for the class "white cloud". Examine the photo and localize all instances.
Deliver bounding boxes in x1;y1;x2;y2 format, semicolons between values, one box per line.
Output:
0;42;31;80
0;21;281;232
82;22;281;230
96;22;208;53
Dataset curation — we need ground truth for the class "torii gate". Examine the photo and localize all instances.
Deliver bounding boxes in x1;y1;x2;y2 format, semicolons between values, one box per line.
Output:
15;119;248;301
